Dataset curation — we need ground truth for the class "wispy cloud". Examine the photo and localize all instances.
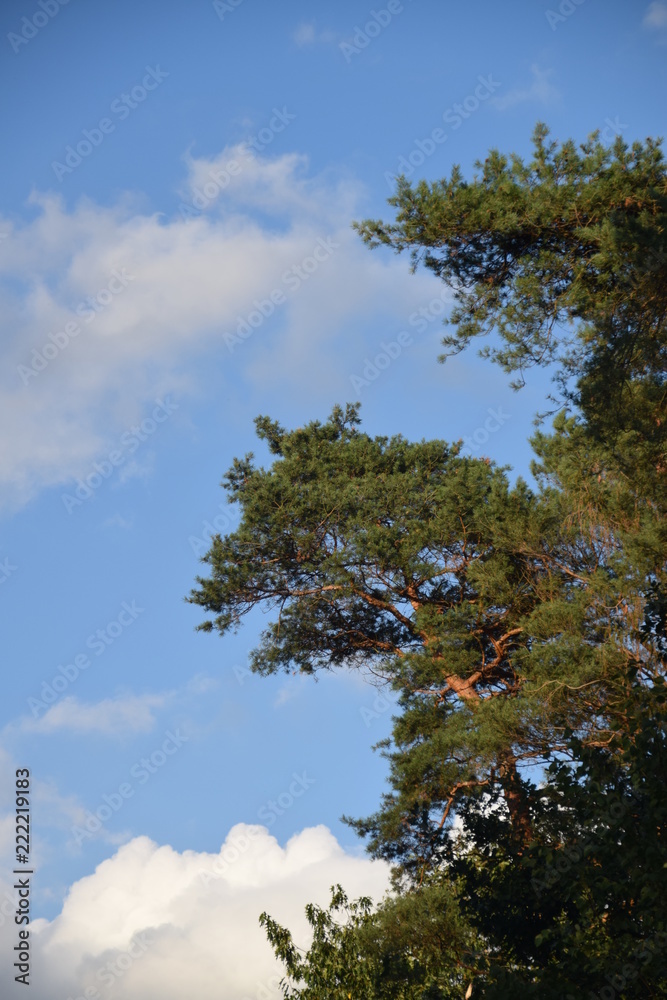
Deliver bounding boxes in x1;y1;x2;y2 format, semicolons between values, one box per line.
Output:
643;2;667;27
186;673;220;695
22;694;169;737
0;742;128;872
492;64;559;111
293;21;336;47
0;148;440;514
102;512;134;529
273;673;310;708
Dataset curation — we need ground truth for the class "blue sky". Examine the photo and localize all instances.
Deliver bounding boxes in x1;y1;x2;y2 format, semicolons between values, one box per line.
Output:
0;1;665;996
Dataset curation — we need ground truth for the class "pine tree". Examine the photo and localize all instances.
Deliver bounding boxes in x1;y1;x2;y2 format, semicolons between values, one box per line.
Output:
188;126;667;996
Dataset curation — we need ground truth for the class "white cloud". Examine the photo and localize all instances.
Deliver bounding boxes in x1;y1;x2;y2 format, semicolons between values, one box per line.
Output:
102;512;134;529
643;2;667;27
186;674;220;696
21;694;168;737
0;824;390;999
22;774;130;857
0;147;443;514
293;22;336;46
0;744;125;877
294;21;316;45
492;64;559;111
272;671;311;708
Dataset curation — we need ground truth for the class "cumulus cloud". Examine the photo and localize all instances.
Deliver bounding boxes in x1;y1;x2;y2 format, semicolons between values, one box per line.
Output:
21;694;168;737
492;64;559;111
0;146;441;513
0;824;390;999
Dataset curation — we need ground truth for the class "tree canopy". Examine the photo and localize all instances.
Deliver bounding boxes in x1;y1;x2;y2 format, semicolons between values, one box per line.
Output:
188;125;667;997
355;123;666;505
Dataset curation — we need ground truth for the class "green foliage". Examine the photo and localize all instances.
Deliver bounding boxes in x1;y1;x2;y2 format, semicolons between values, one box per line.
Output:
446;679;667;998
261;682;667;999
355;124;667;505
189;125;667;996
260;883;476;999
189;405;662;880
